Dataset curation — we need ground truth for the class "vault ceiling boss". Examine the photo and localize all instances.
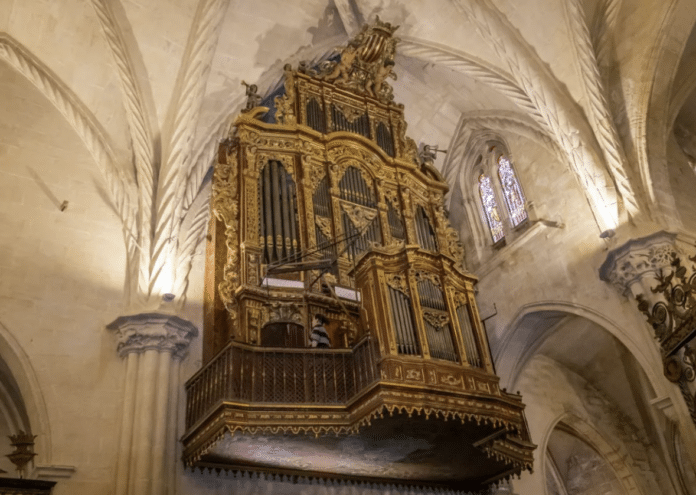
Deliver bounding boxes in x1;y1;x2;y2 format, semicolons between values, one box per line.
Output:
183;18;535;492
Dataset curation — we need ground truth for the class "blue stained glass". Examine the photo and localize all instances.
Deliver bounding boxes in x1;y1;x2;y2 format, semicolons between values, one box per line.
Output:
479;174;504;243
498;155;527;226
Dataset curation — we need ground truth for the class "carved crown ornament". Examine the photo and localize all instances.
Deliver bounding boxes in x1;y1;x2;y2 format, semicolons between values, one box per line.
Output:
315;16;400;104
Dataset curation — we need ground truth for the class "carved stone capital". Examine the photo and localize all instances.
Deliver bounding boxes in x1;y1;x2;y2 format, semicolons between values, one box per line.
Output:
599;231;678;296
107;313;198;359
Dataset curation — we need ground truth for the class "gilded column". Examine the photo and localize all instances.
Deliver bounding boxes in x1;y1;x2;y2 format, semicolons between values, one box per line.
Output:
107;312;197;495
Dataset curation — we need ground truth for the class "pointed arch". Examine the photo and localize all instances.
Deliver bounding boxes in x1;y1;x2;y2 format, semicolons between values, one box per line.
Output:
0;320;52;465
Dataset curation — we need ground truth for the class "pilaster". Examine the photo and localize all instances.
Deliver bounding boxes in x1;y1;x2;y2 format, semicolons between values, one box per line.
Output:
107;313;197;495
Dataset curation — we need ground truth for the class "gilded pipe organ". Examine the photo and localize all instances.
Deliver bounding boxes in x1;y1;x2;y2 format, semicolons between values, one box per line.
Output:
184;19;534;492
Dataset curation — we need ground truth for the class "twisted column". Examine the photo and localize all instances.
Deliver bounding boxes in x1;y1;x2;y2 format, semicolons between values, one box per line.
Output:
107;313;197;495
565;0;642;218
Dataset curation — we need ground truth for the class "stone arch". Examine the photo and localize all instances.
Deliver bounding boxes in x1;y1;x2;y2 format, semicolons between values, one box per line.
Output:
493;300;663;394
0;320;52;466
541;413;643;495
639;0;696;225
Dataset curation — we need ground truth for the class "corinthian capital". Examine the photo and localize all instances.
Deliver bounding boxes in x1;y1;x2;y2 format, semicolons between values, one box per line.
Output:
599;231;678;296
107;313;198;359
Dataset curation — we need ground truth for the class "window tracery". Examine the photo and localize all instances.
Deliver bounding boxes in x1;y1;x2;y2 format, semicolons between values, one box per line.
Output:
479;174;505;243
498;154;527;227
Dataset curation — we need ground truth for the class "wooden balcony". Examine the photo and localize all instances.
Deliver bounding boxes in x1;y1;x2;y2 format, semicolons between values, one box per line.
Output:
182;336;534;490
185;336;379;430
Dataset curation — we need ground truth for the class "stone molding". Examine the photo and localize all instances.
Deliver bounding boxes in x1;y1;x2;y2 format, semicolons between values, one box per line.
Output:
107;313;198;359
599;231;678;295
33;464;76;480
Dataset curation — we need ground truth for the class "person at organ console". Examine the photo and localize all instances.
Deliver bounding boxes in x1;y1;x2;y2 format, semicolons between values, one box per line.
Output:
310;314;331;348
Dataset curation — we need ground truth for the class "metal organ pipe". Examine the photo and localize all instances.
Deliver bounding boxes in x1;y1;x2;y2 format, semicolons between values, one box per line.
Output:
263;164;273;263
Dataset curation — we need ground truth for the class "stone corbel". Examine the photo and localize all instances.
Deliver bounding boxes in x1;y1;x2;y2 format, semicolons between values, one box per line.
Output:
599;230;678;298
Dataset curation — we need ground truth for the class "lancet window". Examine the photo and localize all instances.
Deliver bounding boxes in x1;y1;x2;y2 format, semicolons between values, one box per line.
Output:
471;142;528;248
498;154;527;227
258;160;299;264
479;173;505;243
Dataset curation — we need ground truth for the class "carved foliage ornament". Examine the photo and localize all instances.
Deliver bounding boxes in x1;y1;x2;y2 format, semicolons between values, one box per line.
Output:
386;273;409;296
415;270;441;288
423;311;450;330
600;231;679;294
213;143;242;317
340;201;379;233
267;302;303;324
315;216;333;239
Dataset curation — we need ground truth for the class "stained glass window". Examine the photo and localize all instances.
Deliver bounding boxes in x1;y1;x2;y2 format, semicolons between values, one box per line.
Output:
497;155;527;226
478;174;504;243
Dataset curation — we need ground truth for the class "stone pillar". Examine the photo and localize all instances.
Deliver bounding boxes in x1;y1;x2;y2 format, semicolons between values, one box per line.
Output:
107;313;197;495
599;230;696;473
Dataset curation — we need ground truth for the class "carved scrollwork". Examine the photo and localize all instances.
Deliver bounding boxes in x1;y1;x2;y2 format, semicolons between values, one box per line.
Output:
327;146;380;175
383;188;399;207
212;149;239;228
267;302;303;323
334;102;365;124
340;201;379;232
315;216;332;239
415;270;441;288
405;368;422;381
439;374;462;387
423;311;449;329
386;273;409;296
309;162;327;191
254;153;295;179
316;17;399;104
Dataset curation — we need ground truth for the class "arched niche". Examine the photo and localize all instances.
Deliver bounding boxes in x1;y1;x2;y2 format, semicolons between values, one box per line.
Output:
544;418;631;495
0;320;52;469
502;305;682;495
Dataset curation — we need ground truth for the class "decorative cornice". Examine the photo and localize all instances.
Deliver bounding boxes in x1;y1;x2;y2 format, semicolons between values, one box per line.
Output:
107;313;198;359
599;230;678;294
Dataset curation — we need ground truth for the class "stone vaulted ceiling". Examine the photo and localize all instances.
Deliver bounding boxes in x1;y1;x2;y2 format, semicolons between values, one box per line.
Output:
1;0;696;312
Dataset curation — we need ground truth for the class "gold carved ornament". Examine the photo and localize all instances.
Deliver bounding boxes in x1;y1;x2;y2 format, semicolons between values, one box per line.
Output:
317;17;399;104
315;216;333;239
414;270;442;288
385;273;409;296
340;201;379;233
274;64;296;125
212;147;242;318
422;311;450;330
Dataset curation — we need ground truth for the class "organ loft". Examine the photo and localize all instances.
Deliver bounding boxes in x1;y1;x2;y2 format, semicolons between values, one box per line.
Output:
183;18;535;492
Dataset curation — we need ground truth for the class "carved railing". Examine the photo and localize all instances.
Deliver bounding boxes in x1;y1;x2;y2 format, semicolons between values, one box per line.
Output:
186;336;379;429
